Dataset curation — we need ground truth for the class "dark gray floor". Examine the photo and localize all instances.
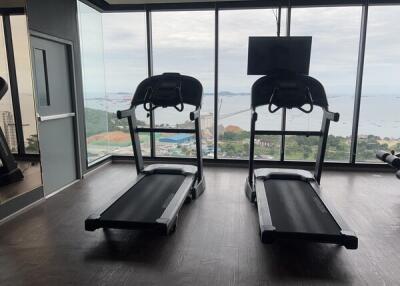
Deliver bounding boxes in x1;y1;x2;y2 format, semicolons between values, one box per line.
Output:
1;163;400;285
0;162;42;204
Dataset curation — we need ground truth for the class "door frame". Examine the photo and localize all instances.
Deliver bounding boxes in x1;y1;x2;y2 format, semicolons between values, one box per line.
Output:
29;30;83;182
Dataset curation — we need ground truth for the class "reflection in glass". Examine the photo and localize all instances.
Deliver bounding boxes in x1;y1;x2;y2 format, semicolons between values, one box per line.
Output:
0;16;17;153
357;6;400;162
152;11;214;158
0;14;42;204
78;2;109;163
11;15;39;154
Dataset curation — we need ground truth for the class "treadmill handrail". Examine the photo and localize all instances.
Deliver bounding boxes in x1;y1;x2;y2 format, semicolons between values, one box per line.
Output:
137;127;195;134
116;88;204;184
314;108;339;183
156;174;195;228
324;110;339;122
247;106;339;186
190;107;200;120
117;108;134;119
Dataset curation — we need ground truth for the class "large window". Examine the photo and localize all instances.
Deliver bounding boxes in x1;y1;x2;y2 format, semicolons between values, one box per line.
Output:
78;2;400;166
102;12;149;156
78;3;149;163
290;7;362;161
152;11;214;158
357;6;400;162
218;9;280;159
78;2;108;163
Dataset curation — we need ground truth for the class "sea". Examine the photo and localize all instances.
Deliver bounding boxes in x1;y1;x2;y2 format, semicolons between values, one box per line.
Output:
84;92;400;138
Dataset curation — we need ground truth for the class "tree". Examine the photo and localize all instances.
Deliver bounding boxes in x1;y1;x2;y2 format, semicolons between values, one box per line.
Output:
26;134;39;153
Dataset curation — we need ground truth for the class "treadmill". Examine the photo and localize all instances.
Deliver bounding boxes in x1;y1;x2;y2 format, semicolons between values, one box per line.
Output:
244;37;358;249
85;73;205;235
0;77;24;187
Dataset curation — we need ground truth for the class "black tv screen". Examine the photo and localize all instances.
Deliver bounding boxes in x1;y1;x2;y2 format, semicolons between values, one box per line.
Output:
247;36;312;75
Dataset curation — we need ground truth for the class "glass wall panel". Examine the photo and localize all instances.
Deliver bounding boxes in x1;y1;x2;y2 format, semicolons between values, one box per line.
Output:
102;12;149;156
152;11;214;158
76;3;399;165
78;2;109;163
218;9;280;159
10;15;39;154
290;7;362;161
0;16;17;153
357;6;400;162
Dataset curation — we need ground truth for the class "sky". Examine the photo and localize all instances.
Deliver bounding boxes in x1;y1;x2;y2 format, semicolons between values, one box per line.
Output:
78;4;400;96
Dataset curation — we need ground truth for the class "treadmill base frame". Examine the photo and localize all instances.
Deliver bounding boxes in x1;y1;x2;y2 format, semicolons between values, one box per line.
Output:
192;177;205;199
0;167;24;187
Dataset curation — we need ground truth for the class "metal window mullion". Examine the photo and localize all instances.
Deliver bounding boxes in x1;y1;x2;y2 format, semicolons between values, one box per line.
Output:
280;4;291;162
213;7;219;160
277;6;281;37
350;2;369;164
146;9;156;158
3;15;25;155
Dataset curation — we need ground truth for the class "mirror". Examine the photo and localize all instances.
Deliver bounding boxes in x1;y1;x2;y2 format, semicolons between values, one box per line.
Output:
0;4;43;212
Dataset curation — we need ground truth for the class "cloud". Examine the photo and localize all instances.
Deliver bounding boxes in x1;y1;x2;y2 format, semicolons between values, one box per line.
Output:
78;3;400;96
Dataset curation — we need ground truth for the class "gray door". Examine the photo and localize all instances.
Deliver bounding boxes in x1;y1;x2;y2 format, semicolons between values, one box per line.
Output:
30;35;78;196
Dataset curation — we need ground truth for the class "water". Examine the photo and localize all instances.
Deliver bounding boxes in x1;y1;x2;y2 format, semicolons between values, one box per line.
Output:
84;92;400;138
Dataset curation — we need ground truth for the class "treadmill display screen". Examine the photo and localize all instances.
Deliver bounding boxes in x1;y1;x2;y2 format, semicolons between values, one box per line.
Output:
247;36;312;75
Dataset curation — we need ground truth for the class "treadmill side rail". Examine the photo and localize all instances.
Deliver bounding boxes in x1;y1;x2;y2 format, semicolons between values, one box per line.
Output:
156;174;195;234
255;178;276;243
309;180;358;249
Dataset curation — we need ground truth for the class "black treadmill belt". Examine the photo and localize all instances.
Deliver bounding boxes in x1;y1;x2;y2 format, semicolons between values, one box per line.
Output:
264;179;340;235
101;174;186;223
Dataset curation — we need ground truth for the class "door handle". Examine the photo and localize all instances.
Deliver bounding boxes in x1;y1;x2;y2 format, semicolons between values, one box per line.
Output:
37;112;75;122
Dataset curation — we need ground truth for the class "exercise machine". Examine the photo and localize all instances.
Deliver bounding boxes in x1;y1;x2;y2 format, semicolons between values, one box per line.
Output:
0;77;24;187
376;150;400;179
85;73;205;234
244;37;358;249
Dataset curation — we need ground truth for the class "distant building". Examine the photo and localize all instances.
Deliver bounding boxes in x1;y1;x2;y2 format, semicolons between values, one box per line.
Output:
1;111;17;152
201;113;213;130
175;112;214;131
218;125;224;137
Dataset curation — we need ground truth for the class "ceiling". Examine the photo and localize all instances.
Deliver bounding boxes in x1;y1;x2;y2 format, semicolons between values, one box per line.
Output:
0;0;25;8
105;0;246;4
